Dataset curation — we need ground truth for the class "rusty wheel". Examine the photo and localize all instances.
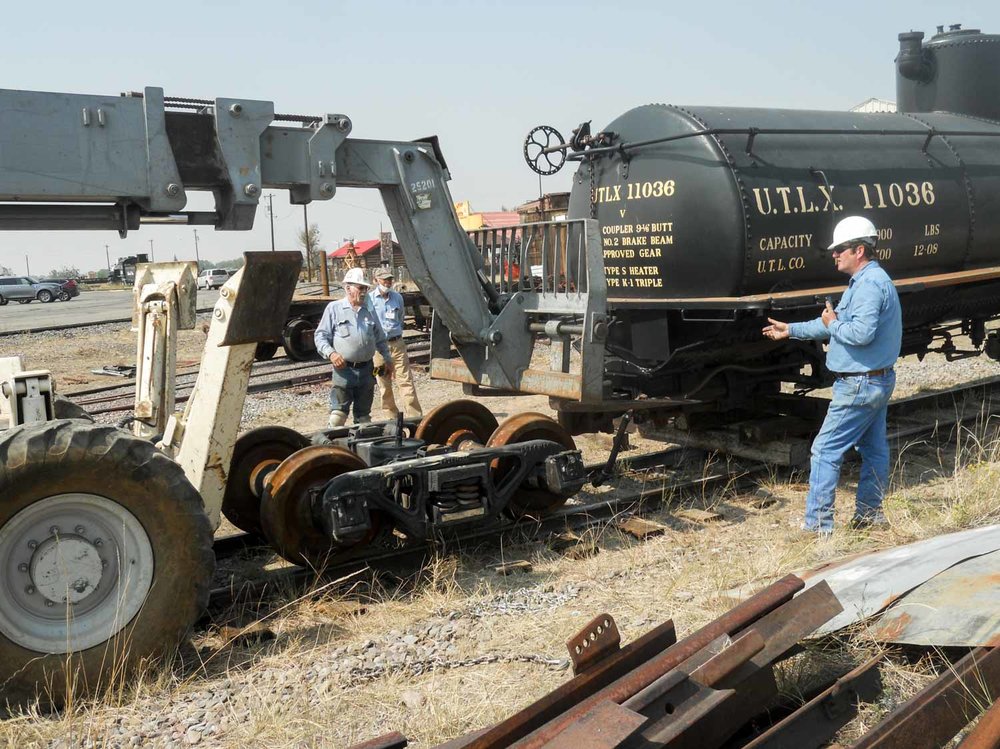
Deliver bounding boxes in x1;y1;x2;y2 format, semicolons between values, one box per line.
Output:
259;446;368;568
222;426;310;536
486;412;577;517
415;400;499;446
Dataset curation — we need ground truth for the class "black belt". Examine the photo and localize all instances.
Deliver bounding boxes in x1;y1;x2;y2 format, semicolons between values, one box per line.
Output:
833;368;892;379
387;335;402;342
344;359;372;369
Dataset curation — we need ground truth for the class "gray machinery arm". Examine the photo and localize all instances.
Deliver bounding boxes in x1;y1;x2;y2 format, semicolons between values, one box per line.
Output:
0;86;606;399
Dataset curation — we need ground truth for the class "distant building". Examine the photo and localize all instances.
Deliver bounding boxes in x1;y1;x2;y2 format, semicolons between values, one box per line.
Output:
328;239;409;283
516;192;569;223
454;201;520;231
850;98;897;113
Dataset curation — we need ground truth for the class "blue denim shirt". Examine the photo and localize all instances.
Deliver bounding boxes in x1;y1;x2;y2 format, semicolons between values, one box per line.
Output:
788;261;902;373
314;297;391;362
368;287;405;339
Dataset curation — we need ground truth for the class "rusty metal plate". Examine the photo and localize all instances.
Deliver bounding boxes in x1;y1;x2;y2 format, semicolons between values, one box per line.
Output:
219;251;302;346
735;581;843;675
567;614;621;676
872;549;1000;647
537;700;645;748
801;524;1000;636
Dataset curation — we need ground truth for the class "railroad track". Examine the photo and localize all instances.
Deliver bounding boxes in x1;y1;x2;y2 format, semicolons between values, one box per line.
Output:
64;336;431;415
203;374;1000;618
205;445;757;616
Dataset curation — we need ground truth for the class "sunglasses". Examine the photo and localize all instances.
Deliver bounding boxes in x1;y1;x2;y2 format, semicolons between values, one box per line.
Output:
831;244;857;256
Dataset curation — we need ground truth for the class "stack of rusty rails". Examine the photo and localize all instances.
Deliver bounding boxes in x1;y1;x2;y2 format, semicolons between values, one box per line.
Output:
350;577;1000;749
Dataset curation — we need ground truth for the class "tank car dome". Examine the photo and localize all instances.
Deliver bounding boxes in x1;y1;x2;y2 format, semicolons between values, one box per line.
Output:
897;24;1000;122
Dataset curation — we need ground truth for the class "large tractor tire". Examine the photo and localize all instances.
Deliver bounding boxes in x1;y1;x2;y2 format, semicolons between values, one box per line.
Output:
52;394;94;422
0;421;214;706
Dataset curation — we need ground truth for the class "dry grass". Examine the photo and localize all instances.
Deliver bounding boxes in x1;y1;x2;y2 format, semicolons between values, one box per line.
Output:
6;430;997;746
3;329;1000;746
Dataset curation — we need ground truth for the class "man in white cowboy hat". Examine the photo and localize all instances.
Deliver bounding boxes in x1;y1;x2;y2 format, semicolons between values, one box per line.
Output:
369;267;423;420
763;215;902;535
314;267;394;427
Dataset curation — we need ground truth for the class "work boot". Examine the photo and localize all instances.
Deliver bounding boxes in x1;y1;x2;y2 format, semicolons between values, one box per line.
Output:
799;523;833;540
327;410;348;428
849;513;889;531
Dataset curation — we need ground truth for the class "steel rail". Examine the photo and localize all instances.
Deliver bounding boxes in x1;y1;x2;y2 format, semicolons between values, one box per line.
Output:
63;333;431;399
957;694;1000;749
65;338;429;415
492;575;805;749
848;644;1000;749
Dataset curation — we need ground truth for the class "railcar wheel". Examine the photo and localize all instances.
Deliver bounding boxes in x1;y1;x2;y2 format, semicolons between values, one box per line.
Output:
254;341;280;362
222;426;310;535
281;318;318;362
0;421;214;706
259;446;370;568
486;412;577;517
415;400;499;446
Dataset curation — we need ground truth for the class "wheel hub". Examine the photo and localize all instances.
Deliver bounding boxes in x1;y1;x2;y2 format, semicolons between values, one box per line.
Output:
260;446;371;567
415;400;499;446
0;493;154;653
30;534;105;604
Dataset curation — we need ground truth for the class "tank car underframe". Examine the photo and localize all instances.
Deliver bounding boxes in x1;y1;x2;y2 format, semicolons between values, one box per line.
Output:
554;270;1000;435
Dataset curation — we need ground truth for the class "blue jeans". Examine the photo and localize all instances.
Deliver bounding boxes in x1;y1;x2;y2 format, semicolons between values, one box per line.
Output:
329;362;375;423
804;371;895;531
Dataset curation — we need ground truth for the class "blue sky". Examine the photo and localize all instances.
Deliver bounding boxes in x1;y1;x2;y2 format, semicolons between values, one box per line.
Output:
1;0;998;274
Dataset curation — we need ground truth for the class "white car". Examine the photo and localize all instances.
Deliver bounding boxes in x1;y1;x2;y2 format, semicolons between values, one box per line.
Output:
197;268;230;290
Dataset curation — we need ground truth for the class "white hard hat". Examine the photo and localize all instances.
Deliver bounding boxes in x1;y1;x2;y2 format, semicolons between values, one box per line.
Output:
342;267;370;287
828;215;878;250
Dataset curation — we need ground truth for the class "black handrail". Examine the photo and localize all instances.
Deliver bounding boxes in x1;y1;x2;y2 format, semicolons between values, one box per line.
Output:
558;125;1000;160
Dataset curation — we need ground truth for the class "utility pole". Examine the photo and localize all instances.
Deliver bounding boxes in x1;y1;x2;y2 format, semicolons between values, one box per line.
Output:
148;239;154;261
303;204;312;281
25;255;29;275
104;244;111;277
193;229;201;268
266;194;276;251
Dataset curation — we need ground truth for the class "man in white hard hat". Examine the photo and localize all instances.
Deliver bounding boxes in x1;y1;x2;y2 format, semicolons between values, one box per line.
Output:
314;267;394;427
369;267;423;419
763;216;902;535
